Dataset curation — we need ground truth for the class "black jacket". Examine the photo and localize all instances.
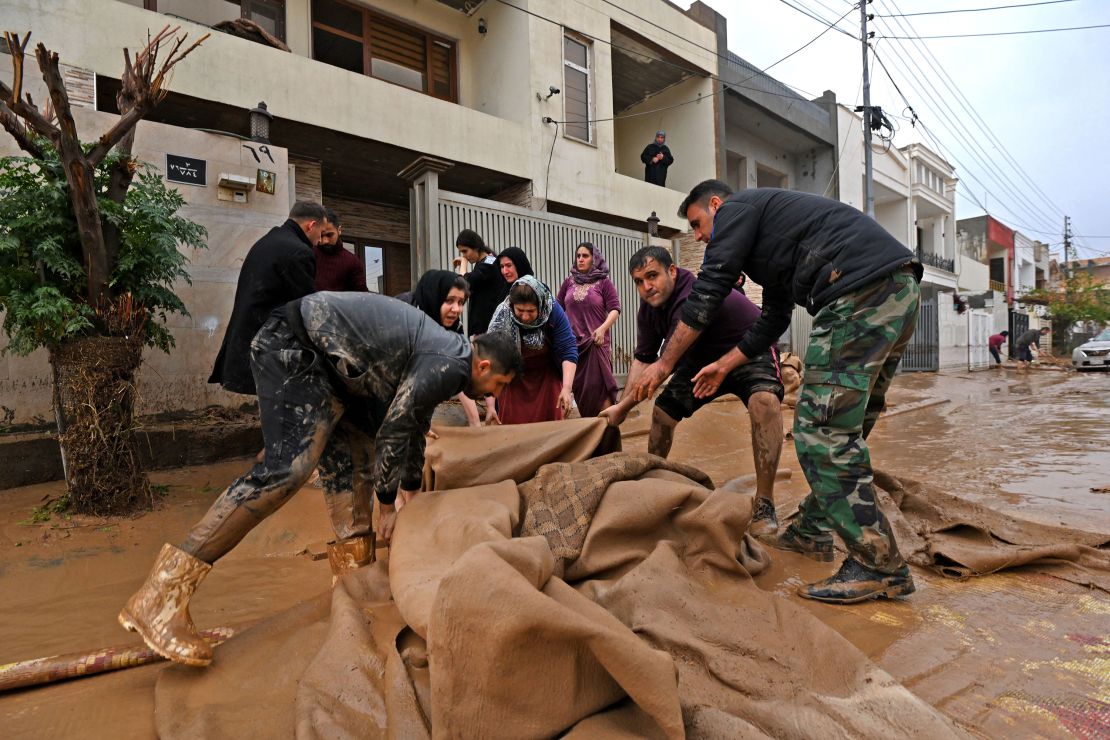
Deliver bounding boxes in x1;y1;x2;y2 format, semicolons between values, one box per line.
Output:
640;143;674;186
683;189;922;360
209;219;317;394
293;292;471;504
464;255;508;335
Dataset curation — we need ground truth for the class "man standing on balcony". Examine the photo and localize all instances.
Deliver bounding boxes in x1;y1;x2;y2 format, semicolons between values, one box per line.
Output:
632;181;924;606
314;208;369;293
641;130;674;187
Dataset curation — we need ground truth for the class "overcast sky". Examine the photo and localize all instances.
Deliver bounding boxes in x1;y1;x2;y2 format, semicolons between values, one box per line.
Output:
675;0;1110;260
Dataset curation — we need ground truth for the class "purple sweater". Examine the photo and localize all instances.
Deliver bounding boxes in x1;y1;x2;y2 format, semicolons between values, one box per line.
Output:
635;268;762;368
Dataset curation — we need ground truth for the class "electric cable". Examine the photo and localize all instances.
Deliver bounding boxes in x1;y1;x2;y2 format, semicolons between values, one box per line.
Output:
877;0;1079;17
876;0;1072;227
871;3;1065;231
878;23;1110;39
539;119;559;211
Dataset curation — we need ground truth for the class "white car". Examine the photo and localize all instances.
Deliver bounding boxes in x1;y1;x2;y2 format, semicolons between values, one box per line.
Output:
1072;328;1110;371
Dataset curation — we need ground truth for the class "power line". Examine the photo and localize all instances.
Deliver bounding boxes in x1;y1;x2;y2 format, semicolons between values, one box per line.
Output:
877;0;1070;223
877;0;1079;17
871;1;1064;231
775;0;859;39
879;23;1110;39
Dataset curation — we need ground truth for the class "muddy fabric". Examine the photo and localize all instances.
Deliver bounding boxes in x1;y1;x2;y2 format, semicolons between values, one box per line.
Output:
779;351;803;408
421;417;621;491
181;317;376;563
518;453;714;576
793;267;919;574
156;426;962;739
874;469;1110;591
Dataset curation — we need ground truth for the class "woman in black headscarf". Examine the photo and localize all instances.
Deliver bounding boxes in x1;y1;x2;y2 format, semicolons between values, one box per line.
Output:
398;270;488;426
497;247;534;286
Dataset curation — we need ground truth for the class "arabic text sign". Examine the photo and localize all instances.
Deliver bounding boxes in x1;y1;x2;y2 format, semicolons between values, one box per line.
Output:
166;154;207;186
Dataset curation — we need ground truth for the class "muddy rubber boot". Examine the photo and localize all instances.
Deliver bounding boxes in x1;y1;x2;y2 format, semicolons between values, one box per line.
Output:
768;523;835;562
327;533;376;585
118;543;213;667
748;497;779;538
798;558;915;605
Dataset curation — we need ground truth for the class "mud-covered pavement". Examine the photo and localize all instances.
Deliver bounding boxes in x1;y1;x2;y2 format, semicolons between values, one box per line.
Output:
2;367;1108;738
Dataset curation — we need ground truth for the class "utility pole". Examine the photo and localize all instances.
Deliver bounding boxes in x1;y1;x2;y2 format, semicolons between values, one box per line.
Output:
1063;215;1073;281
860;0;874;218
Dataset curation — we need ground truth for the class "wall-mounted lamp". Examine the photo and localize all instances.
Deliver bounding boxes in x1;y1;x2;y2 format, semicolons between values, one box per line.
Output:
478;17;487;34
249;101;273;144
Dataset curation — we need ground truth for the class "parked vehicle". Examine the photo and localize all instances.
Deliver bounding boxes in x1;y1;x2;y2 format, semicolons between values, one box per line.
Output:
1072;328;1110;370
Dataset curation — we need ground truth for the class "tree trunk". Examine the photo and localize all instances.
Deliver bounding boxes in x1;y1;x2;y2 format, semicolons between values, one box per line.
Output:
49;336;150;515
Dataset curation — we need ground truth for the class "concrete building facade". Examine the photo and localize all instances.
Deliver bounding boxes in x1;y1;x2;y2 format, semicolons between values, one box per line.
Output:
1;0;722;424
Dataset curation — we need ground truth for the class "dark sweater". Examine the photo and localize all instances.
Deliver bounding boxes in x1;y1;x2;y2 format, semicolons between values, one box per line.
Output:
313;245;368;292
682;189;921;360
294;292;471;503
209;219;316;395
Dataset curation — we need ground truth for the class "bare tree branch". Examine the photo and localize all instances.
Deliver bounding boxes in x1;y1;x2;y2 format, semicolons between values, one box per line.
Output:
87;27;208;167
0;31;60;144
0;101;44;158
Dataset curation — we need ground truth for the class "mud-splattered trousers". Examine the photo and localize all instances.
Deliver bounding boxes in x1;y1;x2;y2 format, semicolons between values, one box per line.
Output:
181;293;472;564
793;265;920;574
182;318;379;563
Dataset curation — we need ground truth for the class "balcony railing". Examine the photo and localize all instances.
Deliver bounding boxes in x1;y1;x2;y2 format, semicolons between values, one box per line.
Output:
990;279;1006;293
917;250;955;273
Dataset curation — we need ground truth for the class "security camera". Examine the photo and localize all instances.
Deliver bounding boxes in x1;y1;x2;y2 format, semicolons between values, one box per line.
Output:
545;86;560;100
478;18;487;34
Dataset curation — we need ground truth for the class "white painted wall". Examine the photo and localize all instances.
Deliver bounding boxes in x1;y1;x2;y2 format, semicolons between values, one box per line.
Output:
723;122;797;191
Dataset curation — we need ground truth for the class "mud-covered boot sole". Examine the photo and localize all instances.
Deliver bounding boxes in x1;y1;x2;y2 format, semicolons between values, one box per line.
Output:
118;609;212;667
797;580;916;605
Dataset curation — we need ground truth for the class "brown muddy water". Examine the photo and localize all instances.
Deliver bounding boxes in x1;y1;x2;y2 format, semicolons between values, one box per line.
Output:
2;368;1108;738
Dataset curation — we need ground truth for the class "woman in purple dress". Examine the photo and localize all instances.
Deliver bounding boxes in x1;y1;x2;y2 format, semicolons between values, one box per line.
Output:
556;242;621;418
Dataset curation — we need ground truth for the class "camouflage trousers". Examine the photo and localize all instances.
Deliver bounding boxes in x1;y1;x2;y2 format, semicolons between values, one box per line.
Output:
793;266;920;574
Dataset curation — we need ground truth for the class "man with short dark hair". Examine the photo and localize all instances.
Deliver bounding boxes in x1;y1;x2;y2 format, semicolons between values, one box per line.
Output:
314;208;369;292
455;229;505;335
122;292;522;667
633;180;923;605
601;246;785;536
641;130;674;187
1014;326;1050;369
209;200;328;395
988;330;1009;366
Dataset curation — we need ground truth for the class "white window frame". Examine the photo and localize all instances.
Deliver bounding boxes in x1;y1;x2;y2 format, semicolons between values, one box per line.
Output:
562;31;594;145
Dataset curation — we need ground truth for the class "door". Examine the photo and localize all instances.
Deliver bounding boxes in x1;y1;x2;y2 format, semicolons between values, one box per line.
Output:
901;298;939;372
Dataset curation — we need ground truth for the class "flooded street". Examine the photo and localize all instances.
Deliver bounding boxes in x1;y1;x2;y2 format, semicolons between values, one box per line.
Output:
1;367;1108;738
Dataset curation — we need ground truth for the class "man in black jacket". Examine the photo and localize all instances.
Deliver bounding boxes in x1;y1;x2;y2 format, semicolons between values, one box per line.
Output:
640;130;674;187
633;181;923;605
455;229;506;335
208;201;328;396
121;293;523;667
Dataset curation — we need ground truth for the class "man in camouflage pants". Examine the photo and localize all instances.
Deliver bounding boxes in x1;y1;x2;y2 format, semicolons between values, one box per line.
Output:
632;181;921;604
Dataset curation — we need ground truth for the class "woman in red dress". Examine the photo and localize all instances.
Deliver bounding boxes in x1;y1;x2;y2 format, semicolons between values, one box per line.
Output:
488;276;578;424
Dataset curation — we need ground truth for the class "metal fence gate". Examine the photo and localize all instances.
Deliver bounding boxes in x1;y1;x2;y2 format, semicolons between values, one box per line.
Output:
968;311;992;370
901;298;939;372
1008;310;1029;359
436;191;669;376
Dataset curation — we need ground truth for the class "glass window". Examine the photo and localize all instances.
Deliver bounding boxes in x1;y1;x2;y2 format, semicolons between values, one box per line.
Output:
310;2;457;102
563;34;591;143
312;0;362;37
362;245;384;294
157;0;240;27
313;28;363;73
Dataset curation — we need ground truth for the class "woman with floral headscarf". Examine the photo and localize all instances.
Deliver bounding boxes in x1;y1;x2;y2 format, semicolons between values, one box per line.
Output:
556;242;621;418
487;275;578;424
